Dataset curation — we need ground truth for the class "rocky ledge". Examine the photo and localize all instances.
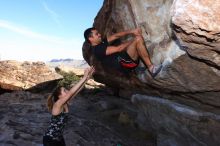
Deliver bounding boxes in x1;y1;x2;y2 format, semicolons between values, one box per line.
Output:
0;60;62;92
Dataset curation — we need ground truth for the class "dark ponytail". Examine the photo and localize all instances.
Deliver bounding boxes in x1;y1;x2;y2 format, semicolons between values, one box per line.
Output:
47;86;62;112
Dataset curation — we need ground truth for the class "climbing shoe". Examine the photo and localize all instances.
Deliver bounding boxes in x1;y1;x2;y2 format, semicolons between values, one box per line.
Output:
149;64;162;78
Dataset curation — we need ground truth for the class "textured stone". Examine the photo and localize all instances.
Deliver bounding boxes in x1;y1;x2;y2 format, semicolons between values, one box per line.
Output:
171;0;220;67
82;0;220;106
0;90;155;146
82;0;220;145
132;94;220;146
0;60;62;91
55;65;85;76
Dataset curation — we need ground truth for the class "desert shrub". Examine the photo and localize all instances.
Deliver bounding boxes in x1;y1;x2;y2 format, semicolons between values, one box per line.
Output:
57;71;80;88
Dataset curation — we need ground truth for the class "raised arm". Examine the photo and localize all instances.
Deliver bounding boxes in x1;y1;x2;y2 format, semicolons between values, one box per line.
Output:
67;67;94;100
107;28;142;43
52;67;94;115
66;67;94;100
106;40;133;55
58;67;95;105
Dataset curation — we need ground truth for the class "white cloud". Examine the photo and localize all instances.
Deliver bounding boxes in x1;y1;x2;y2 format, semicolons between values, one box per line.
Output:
0;20;84;61
0;37;84;61
0;20;66;44
42;1;61;27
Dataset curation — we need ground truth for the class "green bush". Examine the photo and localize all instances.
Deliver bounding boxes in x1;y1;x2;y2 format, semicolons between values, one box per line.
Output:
57;71;80;88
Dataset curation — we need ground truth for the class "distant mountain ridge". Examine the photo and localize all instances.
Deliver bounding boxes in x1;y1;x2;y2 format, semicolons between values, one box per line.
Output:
47;58;89;69
50;58;74;62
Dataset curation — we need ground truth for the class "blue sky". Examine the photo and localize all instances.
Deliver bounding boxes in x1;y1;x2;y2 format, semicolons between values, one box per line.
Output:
0;0;103;61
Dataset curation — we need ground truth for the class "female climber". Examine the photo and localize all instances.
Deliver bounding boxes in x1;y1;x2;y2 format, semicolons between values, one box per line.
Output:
43;66;95;146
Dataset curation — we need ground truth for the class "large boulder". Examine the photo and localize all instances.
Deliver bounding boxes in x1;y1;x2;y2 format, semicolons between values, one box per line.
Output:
83;0;220;106
82;0;220;145
0;60;62;92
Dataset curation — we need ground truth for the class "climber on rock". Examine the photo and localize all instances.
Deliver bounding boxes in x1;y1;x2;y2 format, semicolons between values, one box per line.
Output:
83;27;162;78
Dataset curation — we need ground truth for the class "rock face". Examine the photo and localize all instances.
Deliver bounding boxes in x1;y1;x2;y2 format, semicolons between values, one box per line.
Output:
132;94;220;146
83;0;220;106
55;65;85;76
171;0;220;67
82;0;220;145
0;60;62;91
0;90;155;146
